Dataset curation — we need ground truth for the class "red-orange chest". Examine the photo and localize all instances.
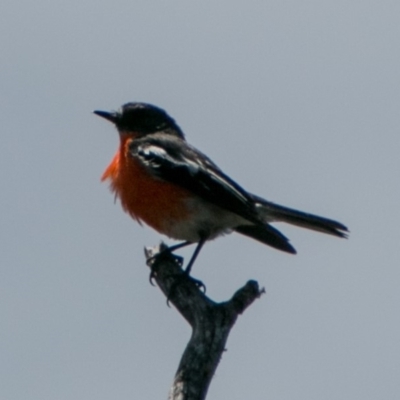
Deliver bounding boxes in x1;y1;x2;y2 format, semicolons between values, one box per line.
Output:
102;137;191;234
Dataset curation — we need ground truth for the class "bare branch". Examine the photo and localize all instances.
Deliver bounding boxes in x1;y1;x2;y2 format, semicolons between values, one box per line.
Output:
145;243;263;400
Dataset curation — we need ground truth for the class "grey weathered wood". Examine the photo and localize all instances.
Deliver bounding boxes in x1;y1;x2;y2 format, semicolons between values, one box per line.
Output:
145;243;263;400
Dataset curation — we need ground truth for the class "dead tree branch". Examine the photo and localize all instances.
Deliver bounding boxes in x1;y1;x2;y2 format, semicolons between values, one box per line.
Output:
145;243;263;400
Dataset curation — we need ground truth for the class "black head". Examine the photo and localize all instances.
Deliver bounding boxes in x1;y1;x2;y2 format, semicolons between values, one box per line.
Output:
94;102;185;139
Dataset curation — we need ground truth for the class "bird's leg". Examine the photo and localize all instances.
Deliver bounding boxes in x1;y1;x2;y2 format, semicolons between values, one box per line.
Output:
164;239;207;306
184;238;206;276
149;239;207;305
170;238;207;293
172;238;207;296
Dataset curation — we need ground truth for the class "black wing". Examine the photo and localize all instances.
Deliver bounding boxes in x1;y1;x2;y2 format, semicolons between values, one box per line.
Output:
129;134;261;224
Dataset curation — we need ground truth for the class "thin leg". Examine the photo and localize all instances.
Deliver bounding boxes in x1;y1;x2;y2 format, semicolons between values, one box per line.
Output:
149;239;207;297
184;238;206;275
164;238;207;305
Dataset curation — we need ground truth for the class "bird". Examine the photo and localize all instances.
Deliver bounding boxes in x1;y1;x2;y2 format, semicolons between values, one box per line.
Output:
94;102;348;275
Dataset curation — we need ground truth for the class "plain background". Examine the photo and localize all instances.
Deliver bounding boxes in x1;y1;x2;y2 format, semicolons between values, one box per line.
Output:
1;1;399;399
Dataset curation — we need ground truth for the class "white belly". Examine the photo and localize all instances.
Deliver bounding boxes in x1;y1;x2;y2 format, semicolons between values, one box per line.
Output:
160;197;250;242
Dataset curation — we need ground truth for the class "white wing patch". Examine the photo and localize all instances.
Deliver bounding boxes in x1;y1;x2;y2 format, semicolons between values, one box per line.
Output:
139;145;167;158
136;145;168;169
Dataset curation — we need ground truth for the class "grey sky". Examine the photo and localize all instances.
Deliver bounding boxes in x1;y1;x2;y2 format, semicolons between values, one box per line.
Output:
1;1;399;399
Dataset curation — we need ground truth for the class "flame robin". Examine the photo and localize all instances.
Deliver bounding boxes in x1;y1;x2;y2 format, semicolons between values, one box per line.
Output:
94;102;348;275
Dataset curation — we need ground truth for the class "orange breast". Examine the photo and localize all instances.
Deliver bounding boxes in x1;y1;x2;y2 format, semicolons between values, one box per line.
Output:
102;137;192;235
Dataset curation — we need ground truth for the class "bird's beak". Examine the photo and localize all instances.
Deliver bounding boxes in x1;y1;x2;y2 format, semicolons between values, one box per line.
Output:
93;110;119;124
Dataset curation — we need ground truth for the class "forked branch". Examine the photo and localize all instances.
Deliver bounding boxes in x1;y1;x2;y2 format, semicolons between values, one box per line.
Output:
145;243;263;400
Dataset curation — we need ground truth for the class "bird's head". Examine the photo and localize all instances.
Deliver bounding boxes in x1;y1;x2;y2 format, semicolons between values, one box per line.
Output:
94;102;185;139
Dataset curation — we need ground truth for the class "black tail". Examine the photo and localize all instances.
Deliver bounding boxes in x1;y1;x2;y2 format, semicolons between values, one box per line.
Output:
235;224;297;254
252;196;348;238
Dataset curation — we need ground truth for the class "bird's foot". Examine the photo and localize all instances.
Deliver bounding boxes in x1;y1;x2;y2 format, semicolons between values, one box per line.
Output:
147;246;184;286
